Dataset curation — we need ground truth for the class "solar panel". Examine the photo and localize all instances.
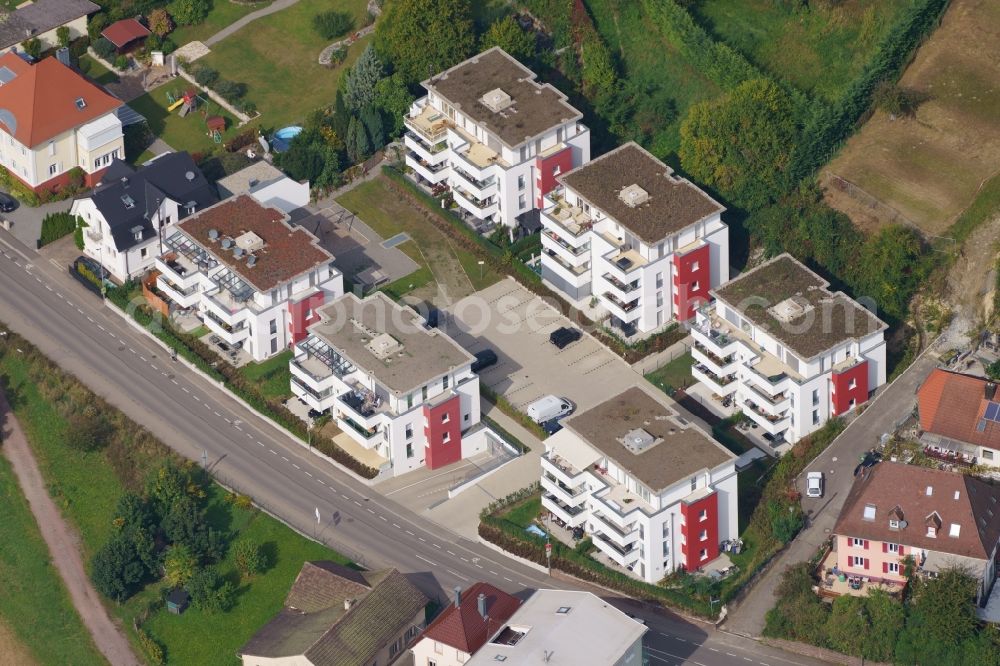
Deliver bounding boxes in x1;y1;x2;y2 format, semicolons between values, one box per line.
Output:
0;67;16;84
986;402;1000;422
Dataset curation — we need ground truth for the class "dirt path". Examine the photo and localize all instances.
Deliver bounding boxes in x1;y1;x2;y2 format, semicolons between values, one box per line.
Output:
0;396;140;666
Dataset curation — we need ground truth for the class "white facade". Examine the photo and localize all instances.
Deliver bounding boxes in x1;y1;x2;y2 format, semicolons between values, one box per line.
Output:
410;638;472;666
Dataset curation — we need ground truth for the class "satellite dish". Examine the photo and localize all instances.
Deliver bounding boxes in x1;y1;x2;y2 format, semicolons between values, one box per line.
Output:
899;520;908;529
221;238;232;249
233;247;244;258
208;229;219;240
185;171;196;181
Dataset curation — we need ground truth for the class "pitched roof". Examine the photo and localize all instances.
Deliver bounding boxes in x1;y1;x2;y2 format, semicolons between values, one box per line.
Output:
240;562;428;666
0;53;122;148
419;583;521;654
0;0;99;51
88;152;217;251
101;18;150;48
917;368;1000;451
833;462;1000;561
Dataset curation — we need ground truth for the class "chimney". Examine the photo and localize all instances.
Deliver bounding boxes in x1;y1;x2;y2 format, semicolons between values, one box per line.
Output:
343;598;353;611
453;586;462;608
986;383;997;401
477;593;487;619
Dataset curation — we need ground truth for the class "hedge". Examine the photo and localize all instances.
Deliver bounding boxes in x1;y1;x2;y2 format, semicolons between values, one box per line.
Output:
481;414;531;455
481;385;548;442
39;212;81;247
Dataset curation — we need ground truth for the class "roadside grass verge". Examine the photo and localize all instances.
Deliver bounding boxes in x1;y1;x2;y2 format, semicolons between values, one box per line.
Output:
240;349;294;400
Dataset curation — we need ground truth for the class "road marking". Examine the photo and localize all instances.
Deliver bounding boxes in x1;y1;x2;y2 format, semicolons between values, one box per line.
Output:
353;500;362;507
392;523;401;529
489;570;498;576
214;411;221;417
726;653;737;658
432;543;441;549
304;471;312;477
708;648;719;652
517;581;528;587
418;537;426;542
378;515;387;522
203;403;211;410
45;284;52;291
139;356;147;362
405;530;415;536
366;508;375;514
234;424;242;431
269;449;277;455
415;554;438;566
675;638;685;643
292;464;300;469
97;325;105;331
170;379;178;385
475;564;483;569
224;418;231;424
151;364;158;371
246;433;254;439
503;576;512;582
86;316;94;323
446;569;470;581
281;456;289;462
460;557;468;562
316;478;324;484
192;395;200;401
182;387;190;393
129;348;136;354
446;550;456;556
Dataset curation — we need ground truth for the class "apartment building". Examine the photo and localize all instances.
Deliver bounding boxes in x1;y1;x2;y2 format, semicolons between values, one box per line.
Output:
289;292;483;476
0;0;98;55
72;152;218;282
917;368;1000;469
154;195;343;361
541;385;738;583
467;590;646;666
0;52;123;192
411;583;521;666
540;142;728;337
690;253;888;445
404;47;590;230
832;462;1000;605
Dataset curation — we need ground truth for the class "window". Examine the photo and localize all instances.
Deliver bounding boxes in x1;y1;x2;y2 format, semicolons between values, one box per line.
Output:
662;523;669;537
863;504;876;521
699;548;708;561
949;523;961;537
851;556;868;569
656;292;664;308
699;529;708;542
812;389;819;406
75;97;86;110
405;424;413;439
422;386;428;401
699;509;708;521
692;260;700;271
851;537;866;548
690;477;697;491
442;431;450;443
270;338;278;354
47;141;55;157
517;174;525;190
889;519;900;529
464;413;469;422
140;247;148;259
434;641;444;655
887;562;900;574
655;272;663;288
48;163;58;176
927;526;937;538
984;449;995;460
887;542;900;553
443;375;449;390
691;281;700;292
848;378;857;390
406;443;414;458
662;541;669;556
812;410;820;425
441;412;450;424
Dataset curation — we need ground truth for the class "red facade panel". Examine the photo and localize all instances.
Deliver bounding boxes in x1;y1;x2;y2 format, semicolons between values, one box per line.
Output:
535;146;573;207
287;291;326;345
831;360;869;416
680;491;719;571
672;243;711;321
423;394;462;470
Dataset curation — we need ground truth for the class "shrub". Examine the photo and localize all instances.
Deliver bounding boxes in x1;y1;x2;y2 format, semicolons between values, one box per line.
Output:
185;567;235;613
212;79;246;102
93;37;117;61
162;543;197;587
56;26;71;48
148;8;175;37
233;539;266;578
65;411;110;451
21;38;42;59
313;11;354;40
193;65;219;88
169;0;211;27
39;212;81;247
114;54;129;71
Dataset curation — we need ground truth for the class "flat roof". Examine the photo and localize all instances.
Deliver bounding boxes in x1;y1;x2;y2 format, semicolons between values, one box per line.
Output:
467;590;646;666
308;292;474;395
423;47;582;149
217;161;289;198
564;385;734;492
560;142;724;245
177;195;333;293
713;253;887;360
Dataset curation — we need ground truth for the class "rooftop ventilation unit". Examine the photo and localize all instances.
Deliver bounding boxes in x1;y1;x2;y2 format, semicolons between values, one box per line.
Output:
481;88;512;113
618;184;649;208
621;428;657;454
235;230;265;253
366;333;404;361
769;296;813;323
233;247;245;259
246;255;257;267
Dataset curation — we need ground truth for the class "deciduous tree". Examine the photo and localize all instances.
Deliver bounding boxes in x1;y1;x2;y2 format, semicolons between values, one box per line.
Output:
374;73;414;136
91;533;147;602
375;0;475;85
233;539;266;578
480;15;535;62
148;8;174;37
163;543;197;587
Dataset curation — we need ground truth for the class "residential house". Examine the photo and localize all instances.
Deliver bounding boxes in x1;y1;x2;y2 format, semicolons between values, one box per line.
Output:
540;142;728;337
917;368;1000;468
217;161;310;214
404;47;590;231
0;52;123;192
0;0;98;55
71;152;218;282
832;462;1000;605
690;253;888;446
410;583;521;666
154;195;343;361
541;384;739;583
239;561;428;666
289;292;483;476
466;589;646;666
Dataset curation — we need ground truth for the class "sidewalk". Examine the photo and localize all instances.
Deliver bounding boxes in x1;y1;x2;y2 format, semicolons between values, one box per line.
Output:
0;395;140;665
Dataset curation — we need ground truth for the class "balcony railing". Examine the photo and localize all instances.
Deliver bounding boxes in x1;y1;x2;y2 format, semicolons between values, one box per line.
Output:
406;151;447;173
603;292;639;312
591;512;637;540
405;131;447;154
693;341;734;367
544;250;589;276
204;308;246;333
543;472;587;498
452;186;497;211
544;230;589;256
602;273;639;294
744;400;789;424
543;494;584;516
290;375;333;401
452;165;496;191
592;532;638;560
340;414;378;440
694;363;736;387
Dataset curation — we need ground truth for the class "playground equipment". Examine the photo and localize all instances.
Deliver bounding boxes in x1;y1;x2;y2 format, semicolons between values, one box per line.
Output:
167;97;184;112
167;89;199;116
206;116;225;143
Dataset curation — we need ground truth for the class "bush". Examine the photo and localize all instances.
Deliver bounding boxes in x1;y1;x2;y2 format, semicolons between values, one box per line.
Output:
313;10;354;40
91;532;148;602
233;539;266;578
65;411;110;451
184;568;234;613
193;65;219;88
212;79;246;102
39;212;81;247
93;37;117;61
114;54;129;71
57;26;71;48
169;0;211;27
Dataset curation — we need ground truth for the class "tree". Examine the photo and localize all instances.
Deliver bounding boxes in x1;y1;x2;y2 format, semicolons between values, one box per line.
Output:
345;116;371;164
21;38;42;60
233;539;265;578
360;107;385;151
767;500;803;543
873;80;922;119
162;496;224;563
851;225;928;323
344;45;383;112
374;73;414;136
168;0;210;27
145;460;204;519
163;543;197;587
480;15;535;62
824;595;866;657
148;8;174;37
91;533;147;602
861;590;904;662
679;78;800;210
312;11;354;40
185;568;234;613
763;563;829;644
56;26;71;48
375;0;475;85
987;360;1000;382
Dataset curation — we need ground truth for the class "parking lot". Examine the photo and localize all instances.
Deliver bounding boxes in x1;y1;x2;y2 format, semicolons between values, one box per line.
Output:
446;280;639;414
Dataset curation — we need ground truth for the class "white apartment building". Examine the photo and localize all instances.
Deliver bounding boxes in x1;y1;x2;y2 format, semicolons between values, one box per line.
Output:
540;142;728;338
289;292;484;477
691;253;888;446
154;195;343;361
541;385;738;583
404;47;590;230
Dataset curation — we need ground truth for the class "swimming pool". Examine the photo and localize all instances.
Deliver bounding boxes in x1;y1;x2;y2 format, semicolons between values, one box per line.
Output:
271;125;303;153
525;524;547;538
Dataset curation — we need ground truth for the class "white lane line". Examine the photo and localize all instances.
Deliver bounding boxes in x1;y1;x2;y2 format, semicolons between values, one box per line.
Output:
475;564;483;569
55;292;62;298
76;308;84;315
151;365;158;371
269;449;277;455
98;325;105;331
489;570;498;576
353;500;362;507
139;355;146;362
192;395;200;401
129;348;137;354
446;550;456;556
214;411;221;417
257;442;264;447
446;569;470;581
246;433;254;439
304;471;312;477
432;543;441;549
224;418;231;424
203;403;211;410
392;523;401;529
182;387;190;393
708;648;719;653
460;557;468;562
171;379;178;385
415;554;438;566
366;508;375;514
281;456;289;462
316;478;324;484
87;316;94;323
378;515;387;522
292;464;300;469
44;284;52;291
234;425;242;431
517;581;528;587
418;537;426;542
675;638;686;643
726;654;737;658
405;530;415;536
503;576;512;582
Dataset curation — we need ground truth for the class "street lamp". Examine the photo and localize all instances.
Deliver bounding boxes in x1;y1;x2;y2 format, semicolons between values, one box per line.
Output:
477;260;485;280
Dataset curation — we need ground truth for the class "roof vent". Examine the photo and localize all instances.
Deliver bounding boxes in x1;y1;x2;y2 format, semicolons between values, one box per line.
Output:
481;88;512;113
208;229;219;240
618;183;649;208
120;176;129;186
769;296;813;323
246;255;257;267
620;428;657;454
121;195;135;209
185;170;196;181
221;238;233;249
75;97;86;110
367;333;404;361
235;230;266;253
926;486;933;497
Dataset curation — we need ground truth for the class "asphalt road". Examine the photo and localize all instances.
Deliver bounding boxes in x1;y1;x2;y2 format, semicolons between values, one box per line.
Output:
0;234;829;666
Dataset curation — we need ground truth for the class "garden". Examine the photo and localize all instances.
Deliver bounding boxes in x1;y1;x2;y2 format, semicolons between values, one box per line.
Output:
128;81;240;156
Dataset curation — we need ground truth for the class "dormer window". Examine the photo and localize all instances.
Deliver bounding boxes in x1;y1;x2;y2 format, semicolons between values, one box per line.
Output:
889;519;900;529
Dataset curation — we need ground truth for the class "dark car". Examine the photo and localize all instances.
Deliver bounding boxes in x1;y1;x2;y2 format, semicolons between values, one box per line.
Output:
549;326;582;349
471;348;498;373
854;449;883;476
541;418;563;436
0;192;16;213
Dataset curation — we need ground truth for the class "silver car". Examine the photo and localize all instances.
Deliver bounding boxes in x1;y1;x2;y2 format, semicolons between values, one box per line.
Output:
806;471;824;498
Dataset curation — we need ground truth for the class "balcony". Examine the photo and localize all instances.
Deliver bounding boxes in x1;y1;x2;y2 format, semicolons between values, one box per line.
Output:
692;341;736;373
543;193;593;238
692;364;738;397
451;166;498;200
404;132;449;165
156;275;200;309
542;250;590;278
542;494;588;528
542;472;588;507
542;229;590;258
290;375;337;411
590;511;639;547
602;273;639;295
743;400;791;435
591;531;640;567
691;323;740;361
601;291;641;323
742;381;791;414
156;254;201;290
202;309;250;345
745;358;794;396
405;105;452;145
405;151;449;184
542;452;587;487
452;186;499;219
336;414;381;447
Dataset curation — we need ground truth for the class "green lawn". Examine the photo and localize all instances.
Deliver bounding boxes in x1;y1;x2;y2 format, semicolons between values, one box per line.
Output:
455;245;500;291
0;456;106;666
240;349;293;400
78;55;119;87
129;82;240;155
170;0;273;46
502;496;542;530
645;351;695;393
200;0;371;127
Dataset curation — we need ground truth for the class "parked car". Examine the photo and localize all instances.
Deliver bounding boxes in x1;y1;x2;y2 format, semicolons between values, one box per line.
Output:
806;471;824;498
471;348;498;373
549;326;582;349
0;191;16;213
527;395;574;424
854;449;882;476
541;418;563;436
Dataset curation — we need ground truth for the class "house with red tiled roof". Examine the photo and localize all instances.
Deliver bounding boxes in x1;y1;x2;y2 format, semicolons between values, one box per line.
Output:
917;368;1000;468
410;583;521;666
154;195;343;361
0;52;124;192
831;462;1000;606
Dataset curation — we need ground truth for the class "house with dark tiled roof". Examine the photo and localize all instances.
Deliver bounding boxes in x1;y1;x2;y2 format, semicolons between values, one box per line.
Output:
70;152;218;282
917;368;1000;468
239;561;428;666
410;583;521;666
831;462;1000;606
0;0;99;55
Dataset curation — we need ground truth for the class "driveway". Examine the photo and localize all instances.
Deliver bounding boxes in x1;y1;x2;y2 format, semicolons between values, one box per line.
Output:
446;280;639;414
3;199;72;249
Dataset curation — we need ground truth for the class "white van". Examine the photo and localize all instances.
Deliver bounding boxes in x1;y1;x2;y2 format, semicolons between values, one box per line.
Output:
526;395;574;424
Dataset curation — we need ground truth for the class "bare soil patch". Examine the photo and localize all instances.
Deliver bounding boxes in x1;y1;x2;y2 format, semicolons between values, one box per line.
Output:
824;0;1000;235
0;619;37;666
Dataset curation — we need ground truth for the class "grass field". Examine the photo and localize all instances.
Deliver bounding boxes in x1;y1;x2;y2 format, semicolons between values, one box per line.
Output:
0;455;105;666
240;349;293;400
129;81;240;155
200;0;371;127
824;0;1000;234
170;0;273;46
691;0;911;99
644;351;695;393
